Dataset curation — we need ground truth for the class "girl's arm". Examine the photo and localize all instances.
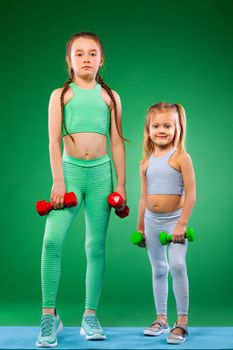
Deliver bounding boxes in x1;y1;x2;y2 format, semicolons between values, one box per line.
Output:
173;152;196;241
137;161;148;233
110;91;126;200
48;88;66;207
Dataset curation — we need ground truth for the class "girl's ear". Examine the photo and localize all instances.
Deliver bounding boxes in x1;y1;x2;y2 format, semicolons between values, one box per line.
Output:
99;55;105;68
66;55;71;67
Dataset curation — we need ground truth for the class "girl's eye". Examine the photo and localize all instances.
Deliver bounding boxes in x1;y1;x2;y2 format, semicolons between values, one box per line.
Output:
90;53;97;56
165;125;171;128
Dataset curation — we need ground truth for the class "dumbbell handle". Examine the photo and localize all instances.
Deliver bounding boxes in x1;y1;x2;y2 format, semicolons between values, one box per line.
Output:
36;192;78;216
160;227;195;245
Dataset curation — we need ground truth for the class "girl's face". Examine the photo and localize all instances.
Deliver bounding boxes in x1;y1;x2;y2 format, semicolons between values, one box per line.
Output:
149;110;178;148
66;37;104;80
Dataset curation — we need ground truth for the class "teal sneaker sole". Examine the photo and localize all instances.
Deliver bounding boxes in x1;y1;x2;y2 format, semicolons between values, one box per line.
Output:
80;327;106;340
36;321;63;347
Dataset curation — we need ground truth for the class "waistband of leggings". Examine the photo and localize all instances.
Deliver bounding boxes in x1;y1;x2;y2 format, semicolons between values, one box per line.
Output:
145;207;182;219
62;151;111;167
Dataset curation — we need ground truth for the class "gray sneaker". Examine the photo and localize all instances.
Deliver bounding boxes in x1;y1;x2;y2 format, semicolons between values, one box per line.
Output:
36;313;63;347
144;319;170;336
167;322;189;344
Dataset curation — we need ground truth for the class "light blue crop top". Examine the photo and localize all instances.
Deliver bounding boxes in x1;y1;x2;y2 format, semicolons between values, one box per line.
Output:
146;147;184;195
62;82;110;137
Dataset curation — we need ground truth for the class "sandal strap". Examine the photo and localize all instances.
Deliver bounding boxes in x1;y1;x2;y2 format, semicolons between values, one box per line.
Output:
171;323;189;335
151;319;166;327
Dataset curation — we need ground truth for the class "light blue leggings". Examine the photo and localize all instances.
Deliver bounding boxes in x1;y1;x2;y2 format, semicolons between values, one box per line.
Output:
144;207;189;316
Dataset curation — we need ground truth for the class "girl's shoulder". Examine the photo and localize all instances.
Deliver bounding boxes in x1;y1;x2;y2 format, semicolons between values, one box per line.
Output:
51;86;64;94
49;87;63;102
113;90;122;103
139;157;150;174
174;149;193;168
101;87;121;112
50;86;73;105
109;89;121;104
51;85;72;95
100;85;120;99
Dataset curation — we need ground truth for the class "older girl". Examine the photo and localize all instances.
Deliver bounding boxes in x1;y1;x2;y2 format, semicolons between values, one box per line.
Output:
36;32;127;347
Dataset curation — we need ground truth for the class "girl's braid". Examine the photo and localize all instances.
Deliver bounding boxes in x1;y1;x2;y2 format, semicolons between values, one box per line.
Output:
97;74;129;142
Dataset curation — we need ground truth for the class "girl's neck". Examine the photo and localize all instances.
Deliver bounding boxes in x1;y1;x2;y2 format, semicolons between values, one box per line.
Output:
153;144;174;157
73;77;97;90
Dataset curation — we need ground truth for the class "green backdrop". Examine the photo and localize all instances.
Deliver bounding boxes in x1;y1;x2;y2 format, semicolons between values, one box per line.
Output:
1;0;233;327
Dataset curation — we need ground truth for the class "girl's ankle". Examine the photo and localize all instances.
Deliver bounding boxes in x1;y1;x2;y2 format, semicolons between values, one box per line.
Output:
42;308;56;316
157;316;167;323
177;317;188;325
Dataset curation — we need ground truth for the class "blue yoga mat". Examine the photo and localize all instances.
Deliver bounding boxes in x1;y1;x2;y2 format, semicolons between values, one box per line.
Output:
0;327;233;349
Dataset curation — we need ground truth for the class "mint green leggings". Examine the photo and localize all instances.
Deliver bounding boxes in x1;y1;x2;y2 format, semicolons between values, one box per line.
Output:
41;152;113;310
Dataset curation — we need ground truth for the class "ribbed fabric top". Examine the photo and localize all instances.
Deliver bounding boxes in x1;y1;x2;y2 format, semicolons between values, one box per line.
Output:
62;82;110;137
146;147;184;195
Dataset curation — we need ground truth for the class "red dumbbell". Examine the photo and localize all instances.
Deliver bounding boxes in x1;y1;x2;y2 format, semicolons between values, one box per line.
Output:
108;192;129;218
36;192;78;216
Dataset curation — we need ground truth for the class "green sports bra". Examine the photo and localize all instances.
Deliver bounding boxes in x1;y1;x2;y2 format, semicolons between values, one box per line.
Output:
62;82;110;137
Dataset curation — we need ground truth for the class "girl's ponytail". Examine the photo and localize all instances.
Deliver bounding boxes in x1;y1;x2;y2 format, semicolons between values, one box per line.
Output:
174;104;186;152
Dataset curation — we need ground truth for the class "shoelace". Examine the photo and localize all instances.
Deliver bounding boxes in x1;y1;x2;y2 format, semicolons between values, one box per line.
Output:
85;316;101;330
40;316;54;336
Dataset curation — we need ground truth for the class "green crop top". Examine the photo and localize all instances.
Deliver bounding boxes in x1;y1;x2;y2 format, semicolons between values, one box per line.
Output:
62;82;110;137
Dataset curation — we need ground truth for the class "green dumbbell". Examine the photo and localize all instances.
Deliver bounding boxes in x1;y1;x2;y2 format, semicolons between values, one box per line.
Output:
160;227;195;245
130;231;146;248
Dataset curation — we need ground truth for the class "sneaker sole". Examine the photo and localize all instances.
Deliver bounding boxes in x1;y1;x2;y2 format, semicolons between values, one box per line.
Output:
80;327;106;340
36;321;63;347
144;327;170;336
167;337;186;344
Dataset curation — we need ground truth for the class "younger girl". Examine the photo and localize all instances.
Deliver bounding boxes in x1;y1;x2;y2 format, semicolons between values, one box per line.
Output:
137;103;196;344
36;32;127;347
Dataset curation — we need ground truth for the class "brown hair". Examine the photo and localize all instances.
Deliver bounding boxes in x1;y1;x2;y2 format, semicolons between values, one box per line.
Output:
60;32;128;143
142;102;186;162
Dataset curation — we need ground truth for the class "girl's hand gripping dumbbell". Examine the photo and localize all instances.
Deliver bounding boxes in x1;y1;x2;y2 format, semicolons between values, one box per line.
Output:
108;192;129;218
36;192;78;216
130;231;146;248
160;227;195;245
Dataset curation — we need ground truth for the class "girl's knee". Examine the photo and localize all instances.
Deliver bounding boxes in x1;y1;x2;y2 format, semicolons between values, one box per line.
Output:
169;260;187;276
43;235;63;253
85;239;105;260
153;261;169;279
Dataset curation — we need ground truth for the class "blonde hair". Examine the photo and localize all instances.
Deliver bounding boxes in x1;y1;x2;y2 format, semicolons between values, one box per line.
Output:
142;102;186;162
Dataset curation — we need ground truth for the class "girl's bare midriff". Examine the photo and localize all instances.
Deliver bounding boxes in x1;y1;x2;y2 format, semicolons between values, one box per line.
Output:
146;194;184;213
63;133;107;159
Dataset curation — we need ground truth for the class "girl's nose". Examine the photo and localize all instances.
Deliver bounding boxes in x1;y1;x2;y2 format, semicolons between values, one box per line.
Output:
83;55;91;62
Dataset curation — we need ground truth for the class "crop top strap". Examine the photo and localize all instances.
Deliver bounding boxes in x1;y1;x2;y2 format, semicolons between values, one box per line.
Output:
166;147;177;160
